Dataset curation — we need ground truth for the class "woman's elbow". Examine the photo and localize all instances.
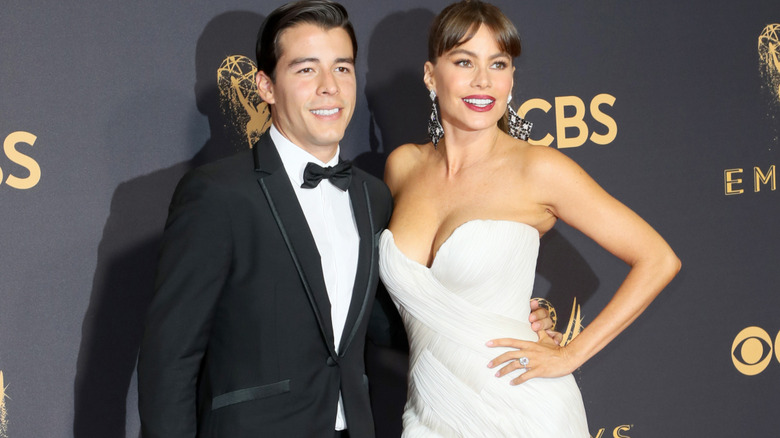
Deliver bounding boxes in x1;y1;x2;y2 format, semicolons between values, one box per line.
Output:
660;247;681;282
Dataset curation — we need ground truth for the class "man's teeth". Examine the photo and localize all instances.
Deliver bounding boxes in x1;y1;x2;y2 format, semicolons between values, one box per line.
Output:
311;108;339;116
463;98;494;106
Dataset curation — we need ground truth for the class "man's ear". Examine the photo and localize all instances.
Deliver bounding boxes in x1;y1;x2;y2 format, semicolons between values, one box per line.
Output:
255;71;275;104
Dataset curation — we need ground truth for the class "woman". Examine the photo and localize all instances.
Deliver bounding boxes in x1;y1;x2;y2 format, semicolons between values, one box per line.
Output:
378;1;680;436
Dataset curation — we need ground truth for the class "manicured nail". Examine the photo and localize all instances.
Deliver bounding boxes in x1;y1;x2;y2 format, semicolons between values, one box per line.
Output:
495;371;501;377
487;361;493;367
486;340;494;346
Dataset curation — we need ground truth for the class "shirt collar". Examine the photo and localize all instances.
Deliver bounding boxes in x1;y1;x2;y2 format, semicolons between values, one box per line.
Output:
269;124;340;187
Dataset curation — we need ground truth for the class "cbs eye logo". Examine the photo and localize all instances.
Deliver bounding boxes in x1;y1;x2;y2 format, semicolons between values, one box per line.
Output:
731;327;780;375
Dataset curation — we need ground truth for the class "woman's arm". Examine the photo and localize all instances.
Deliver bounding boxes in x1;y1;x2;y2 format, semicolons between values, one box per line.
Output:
488;146;680;384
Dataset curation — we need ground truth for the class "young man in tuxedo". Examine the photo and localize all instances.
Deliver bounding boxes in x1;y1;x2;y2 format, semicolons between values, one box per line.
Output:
137;1;554;437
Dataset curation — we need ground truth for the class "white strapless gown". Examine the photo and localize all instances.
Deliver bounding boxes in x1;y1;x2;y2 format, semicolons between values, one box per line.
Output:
378;220;589;437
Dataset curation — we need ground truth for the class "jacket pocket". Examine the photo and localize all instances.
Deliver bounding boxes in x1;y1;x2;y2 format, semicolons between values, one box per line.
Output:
211;379;291;410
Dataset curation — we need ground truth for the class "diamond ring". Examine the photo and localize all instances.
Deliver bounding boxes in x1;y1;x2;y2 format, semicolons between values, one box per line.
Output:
517;357;530;368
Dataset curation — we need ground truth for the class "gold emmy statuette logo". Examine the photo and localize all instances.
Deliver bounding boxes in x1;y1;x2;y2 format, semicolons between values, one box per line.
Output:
217;55;272;148
759;24;780;105
561;297;584;346
731;326;776;375
0;371;8;438
722;26;780;197
533;298;558;328
536;298;584;346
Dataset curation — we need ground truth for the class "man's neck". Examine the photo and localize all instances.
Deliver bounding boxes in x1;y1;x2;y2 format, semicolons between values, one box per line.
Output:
271;124;339;163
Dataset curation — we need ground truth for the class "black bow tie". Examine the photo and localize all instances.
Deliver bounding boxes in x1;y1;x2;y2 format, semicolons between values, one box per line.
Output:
301;160;352;191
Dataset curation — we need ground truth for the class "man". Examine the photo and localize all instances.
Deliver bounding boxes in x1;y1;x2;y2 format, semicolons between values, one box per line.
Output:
138;1;554;437
139;2;389;436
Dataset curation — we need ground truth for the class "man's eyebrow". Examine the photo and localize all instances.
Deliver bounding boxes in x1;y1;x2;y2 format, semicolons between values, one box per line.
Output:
287;57;355;68
287;57;319;68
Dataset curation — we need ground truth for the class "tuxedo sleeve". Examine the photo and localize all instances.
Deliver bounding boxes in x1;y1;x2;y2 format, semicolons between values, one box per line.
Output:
137;169;232;438
367;181;404;348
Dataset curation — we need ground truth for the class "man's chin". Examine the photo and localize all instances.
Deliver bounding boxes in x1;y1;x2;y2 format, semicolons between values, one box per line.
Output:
309;130;347;147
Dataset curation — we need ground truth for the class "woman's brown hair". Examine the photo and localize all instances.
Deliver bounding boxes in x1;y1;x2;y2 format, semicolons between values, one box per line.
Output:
428;1;522;134
428;0;521;62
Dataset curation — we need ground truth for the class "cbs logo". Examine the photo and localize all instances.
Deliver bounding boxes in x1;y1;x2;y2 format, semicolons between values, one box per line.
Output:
518;93;618;148
2;131;40;190
731;326;780;375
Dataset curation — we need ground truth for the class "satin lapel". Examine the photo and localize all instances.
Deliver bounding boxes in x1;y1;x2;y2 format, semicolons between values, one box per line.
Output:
338;175;375;356
253;135;337;356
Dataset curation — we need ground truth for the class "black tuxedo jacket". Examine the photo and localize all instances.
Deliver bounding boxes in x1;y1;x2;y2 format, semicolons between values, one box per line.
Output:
138;133;393;438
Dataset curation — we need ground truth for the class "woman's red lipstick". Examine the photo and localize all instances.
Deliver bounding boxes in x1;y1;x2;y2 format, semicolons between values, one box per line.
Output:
462;95;496;112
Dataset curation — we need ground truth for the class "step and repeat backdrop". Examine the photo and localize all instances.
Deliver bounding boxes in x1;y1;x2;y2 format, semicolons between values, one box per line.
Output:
2;1;779;437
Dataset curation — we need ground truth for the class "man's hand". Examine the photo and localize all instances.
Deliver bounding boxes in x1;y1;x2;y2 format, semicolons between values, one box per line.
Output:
529;298;562;345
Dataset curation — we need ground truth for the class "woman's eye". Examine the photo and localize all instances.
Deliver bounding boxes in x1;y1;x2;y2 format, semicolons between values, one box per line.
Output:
455;59;472;67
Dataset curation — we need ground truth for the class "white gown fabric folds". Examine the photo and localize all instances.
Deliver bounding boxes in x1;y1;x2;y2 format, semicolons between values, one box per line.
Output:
379;220;589;437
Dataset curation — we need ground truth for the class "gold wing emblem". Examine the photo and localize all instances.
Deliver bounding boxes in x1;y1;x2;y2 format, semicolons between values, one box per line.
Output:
560;298;584;347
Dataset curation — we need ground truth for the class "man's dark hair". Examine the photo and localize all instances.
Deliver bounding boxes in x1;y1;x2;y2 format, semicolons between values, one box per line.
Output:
256;0;357;81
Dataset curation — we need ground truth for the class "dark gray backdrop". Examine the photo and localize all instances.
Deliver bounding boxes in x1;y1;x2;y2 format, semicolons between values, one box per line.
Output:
1;1;779;437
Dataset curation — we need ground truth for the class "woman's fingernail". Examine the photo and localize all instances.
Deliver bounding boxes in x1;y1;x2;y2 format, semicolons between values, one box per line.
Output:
486;340;494;346
487;361;493;367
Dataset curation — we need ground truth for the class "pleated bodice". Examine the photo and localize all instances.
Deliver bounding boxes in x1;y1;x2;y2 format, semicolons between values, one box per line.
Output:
379;220;588;437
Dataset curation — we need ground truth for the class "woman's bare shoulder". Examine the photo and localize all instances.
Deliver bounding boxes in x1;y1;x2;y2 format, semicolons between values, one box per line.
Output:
512;142;581;176
385;142;430;192
388;142;428;162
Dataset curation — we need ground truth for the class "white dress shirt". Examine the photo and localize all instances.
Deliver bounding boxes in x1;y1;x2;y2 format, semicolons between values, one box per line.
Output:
270;125;359;431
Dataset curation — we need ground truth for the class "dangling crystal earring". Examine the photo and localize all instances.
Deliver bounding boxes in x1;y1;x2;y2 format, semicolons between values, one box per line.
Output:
507;94;533;140
427;89;444;149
